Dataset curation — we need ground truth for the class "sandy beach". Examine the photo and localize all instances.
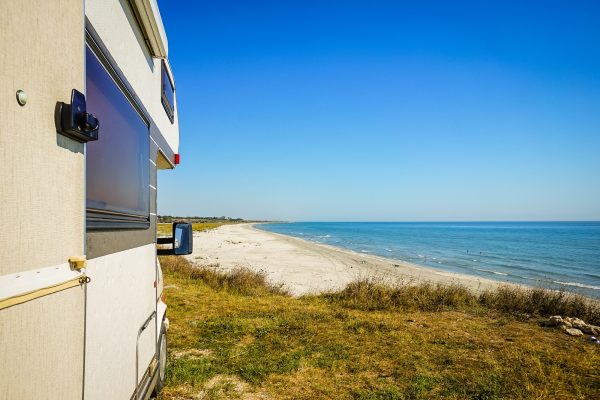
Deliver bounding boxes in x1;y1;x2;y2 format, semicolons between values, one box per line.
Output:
184;223;508;296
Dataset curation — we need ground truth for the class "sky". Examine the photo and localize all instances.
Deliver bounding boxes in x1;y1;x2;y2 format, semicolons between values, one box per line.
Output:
156;0;600;221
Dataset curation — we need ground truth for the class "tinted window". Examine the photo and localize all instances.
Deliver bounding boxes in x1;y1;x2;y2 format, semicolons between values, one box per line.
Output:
85;46;150;226
161;61;175;122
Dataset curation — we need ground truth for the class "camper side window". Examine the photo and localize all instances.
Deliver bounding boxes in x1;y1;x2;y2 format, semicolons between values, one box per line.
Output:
161;61;175;123
85;45;150;229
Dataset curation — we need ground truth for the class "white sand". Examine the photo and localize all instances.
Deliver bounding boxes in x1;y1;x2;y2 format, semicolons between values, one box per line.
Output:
185;223;506;296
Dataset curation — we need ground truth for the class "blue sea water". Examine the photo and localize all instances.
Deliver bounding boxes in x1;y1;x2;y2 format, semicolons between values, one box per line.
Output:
258;222;600;298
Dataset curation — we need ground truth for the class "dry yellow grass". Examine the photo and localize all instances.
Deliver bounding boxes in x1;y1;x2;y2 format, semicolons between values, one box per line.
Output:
158;256;600;400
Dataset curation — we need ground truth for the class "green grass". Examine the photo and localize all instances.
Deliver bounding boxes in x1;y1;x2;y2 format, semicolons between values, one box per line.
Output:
158;256;600;400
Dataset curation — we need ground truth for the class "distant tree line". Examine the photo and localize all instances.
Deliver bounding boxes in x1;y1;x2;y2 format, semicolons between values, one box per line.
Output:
158;215;253;223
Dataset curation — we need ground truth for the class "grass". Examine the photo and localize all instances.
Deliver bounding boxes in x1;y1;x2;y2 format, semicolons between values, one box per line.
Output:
161;255;287;297
158;256;600;400
326;277;600;326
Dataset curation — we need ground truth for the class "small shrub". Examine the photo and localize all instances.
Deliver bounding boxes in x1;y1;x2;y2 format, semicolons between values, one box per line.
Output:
325;277;478;312
479;285;600;325
325;277;600;325
159;256;287;296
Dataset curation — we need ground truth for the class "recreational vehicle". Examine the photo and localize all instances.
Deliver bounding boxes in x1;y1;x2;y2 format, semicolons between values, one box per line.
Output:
0;1;190;398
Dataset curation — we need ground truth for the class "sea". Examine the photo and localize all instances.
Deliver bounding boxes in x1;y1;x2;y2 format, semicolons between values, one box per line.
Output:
257;222;600;299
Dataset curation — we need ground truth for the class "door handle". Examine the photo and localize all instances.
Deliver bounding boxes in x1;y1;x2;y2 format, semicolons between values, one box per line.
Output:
78;112;99;134
57;89;99;142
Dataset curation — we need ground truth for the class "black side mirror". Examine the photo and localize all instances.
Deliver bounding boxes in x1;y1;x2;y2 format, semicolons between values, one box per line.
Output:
157;222;193;255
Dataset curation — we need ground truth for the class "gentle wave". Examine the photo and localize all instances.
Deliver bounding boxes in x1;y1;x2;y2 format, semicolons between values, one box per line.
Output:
553;281;600;290
475;268;508;276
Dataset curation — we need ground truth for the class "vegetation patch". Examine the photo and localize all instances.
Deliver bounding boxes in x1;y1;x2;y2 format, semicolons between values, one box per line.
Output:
323;276;600;325
160;255;287;297
158;254;600;400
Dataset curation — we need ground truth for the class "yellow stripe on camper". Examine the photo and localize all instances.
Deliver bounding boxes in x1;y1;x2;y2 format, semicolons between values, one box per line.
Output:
0;276;89;310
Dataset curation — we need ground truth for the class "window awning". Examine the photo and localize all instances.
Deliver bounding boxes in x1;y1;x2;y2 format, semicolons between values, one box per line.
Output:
130;0;168;58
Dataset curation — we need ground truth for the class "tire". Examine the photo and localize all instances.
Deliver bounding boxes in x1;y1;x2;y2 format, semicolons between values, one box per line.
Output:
154;324;167;395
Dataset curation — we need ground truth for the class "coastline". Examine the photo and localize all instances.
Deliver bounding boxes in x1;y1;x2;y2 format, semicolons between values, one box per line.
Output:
185;223;509;296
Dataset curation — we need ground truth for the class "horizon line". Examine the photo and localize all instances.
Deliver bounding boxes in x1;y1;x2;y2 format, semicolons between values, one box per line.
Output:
266;220;600;223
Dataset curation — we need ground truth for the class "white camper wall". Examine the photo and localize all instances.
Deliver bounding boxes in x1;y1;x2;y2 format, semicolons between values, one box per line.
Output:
0;1;85;275
0;286;86;399
84;244;157;399
83;2;178;397
86;0;180;158
0;0;86;398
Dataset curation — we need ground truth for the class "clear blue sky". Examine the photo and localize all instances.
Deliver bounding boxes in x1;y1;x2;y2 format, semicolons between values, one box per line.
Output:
156;0;600;221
